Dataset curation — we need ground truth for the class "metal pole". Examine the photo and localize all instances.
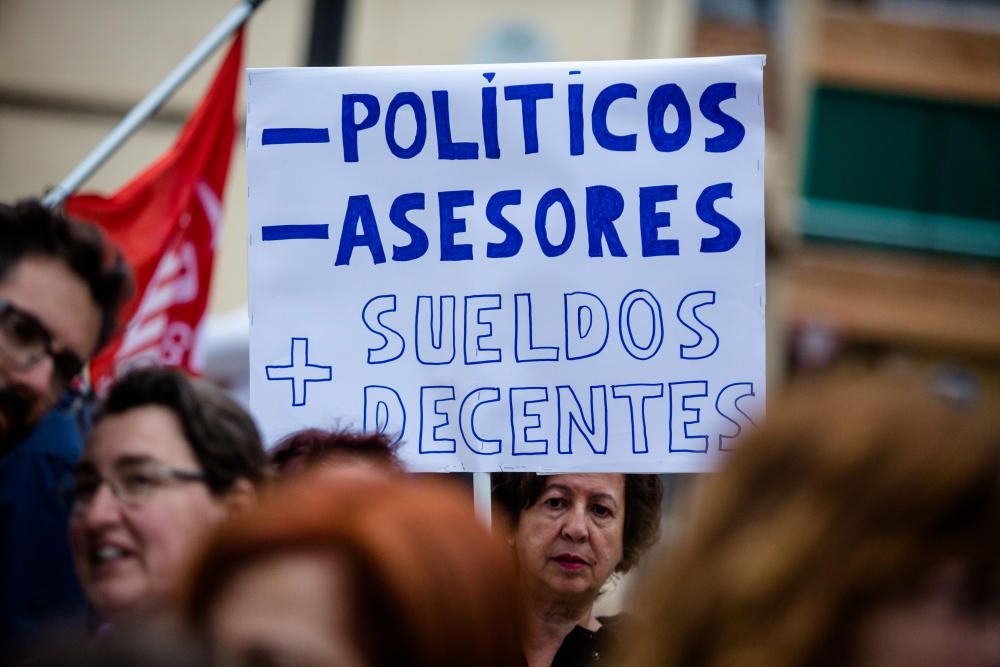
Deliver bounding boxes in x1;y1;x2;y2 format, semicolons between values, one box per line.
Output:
42;0;266;209
473;471;492;529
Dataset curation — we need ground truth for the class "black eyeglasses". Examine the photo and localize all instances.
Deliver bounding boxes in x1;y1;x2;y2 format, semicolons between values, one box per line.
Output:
0;296;86;388
63;460;208;513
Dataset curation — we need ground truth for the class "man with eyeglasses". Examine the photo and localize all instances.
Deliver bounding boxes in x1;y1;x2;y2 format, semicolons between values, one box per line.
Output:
0;199;131;656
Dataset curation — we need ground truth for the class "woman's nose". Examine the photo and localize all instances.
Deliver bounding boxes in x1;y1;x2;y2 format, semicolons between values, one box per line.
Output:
78;482;122;527
560;505;589;541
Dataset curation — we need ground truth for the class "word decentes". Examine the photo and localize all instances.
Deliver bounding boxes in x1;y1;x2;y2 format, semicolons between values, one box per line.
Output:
363;380;757;459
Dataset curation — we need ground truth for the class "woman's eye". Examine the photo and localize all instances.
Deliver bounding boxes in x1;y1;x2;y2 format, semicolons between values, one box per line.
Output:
592;504;612;518
73;479;99;500
122;473;156;492
9;316;39;345
543;497;566;509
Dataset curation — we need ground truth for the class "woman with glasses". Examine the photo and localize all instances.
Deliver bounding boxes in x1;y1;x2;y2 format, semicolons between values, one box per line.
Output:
66;367;268;632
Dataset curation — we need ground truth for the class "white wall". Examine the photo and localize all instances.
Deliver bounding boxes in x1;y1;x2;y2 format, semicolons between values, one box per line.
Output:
0;0;694;316
0;0;312;315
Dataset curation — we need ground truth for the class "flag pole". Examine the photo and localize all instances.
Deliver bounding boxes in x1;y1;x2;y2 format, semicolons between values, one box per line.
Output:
473;472;492;529
42;0;266;209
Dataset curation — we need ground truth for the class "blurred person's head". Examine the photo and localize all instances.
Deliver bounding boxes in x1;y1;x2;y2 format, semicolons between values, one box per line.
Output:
492;473;662;617
269;428;402;479
184;474;524;667
624;373;1000;667
67;367;268;624
0;199;131;452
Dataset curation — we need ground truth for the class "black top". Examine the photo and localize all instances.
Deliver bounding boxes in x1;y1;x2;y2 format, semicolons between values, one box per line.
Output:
550;615;626;667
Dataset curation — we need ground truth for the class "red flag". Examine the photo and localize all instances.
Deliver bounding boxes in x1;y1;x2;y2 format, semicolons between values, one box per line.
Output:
66;30;244;394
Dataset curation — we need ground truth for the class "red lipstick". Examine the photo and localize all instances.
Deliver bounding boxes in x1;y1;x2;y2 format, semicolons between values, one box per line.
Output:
553;553;588;570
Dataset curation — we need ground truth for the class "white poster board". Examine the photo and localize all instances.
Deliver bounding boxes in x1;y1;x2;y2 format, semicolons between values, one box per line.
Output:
247;56;765;473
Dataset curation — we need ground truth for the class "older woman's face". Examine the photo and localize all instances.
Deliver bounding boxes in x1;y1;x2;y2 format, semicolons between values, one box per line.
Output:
514;474;626;604
69;405;228;621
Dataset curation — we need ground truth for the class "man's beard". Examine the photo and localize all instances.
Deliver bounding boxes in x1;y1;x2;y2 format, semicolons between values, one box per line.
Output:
0;385;35;456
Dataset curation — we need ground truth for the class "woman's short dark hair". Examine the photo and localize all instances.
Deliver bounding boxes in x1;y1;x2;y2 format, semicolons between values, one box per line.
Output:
492;472;663;573
96;367;268;494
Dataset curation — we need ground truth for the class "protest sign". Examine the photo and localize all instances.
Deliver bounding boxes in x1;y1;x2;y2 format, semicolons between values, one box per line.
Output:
247;55;765;472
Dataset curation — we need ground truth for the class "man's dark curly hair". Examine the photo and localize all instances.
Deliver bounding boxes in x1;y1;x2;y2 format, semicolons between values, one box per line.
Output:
492;472;663;573
0;199;133;352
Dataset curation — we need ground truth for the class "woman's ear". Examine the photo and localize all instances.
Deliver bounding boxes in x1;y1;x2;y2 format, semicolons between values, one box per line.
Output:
222;478;257;516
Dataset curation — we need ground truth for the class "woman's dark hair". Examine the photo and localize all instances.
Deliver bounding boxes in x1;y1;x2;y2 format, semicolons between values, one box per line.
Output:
269;428;402;476
492;472;663;573
0;199;133;352
96;367;268;494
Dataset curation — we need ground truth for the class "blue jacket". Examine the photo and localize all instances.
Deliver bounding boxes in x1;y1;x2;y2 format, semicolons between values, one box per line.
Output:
0;403;88;655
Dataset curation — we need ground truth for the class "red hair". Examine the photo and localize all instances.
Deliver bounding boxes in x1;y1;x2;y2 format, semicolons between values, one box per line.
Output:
268;428;402;476
184;474;523;667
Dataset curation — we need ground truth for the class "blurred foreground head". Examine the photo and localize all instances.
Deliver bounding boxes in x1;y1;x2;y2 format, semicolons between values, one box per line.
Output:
626;372;1000;667
185;474;524;667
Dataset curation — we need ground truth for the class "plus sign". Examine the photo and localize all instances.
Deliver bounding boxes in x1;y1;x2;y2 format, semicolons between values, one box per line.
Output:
265;337;332;407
